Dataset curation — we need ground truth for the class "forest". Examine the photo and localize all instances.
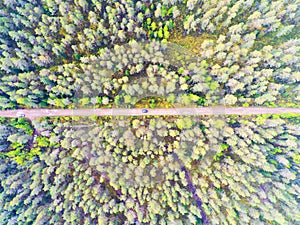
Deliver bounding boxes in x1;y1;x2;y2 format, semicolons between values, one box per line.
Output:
0;0;300;224
1;114;300;224
0;0;299;109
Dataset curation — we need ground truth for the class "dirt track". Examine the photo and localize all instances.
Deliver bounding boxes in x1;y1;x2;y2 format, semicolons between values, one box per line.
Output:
1;107;300;120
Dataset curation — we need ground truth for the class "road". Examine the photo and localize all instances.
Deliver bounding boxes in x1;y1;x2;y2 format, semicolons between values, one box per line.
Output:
1;107;300;119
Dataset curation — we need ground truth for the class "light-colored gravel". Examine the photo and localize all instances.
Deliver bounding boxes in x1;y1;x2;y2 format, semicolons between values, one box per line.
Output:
1;107;300;120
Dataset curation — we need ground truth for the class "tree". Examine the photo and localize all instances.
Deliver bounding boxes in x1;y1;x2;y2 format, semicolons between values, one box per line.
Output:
0;125;12;152
224;94;237;105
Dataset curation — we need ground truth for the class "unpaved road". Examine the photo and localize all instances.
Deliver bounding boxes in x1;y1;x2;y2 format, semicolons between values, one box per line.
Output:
1;107;300;120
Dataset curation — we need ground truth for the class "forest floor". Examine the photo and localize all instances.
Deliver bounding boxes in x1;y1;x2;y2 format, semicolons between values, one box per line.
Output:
1;107;300;120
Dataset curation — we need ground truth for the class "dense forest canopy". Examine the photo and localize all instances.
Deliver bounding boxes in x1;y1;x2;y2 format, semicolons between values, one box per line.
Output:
1;114;300;224
0;0;300;224
0;0;299;109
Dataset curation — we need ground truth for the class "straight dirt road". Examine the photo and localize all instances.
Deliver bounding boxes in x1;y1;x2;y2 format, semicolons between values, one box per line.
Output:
1;107;300;119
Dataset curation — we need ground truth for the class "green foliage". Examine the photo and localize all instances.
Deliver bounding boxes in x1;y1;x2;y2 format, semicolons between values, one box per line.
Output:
175;117;193;129
73;53;82;60
195;96;206;106
214;144;229;161
125;70;130;76
229;119;236;124
0;0;300;223
0;0;298;110
293;154;300;164
11;118;33;135
36;136;49;147
150;99;156;108
220;143;229;151
1;115;300;224
0;118;42;165
270;147;282;155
